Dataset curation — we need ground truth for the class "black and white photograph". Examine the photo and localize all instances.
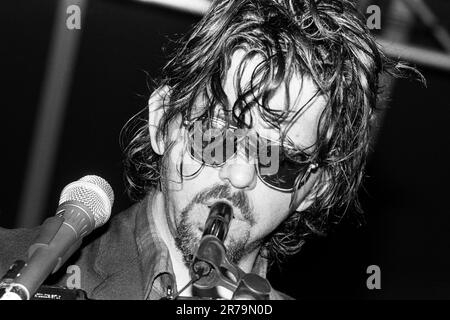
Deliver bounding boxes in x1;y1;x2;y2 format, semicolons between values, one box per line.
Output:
1;0;450;304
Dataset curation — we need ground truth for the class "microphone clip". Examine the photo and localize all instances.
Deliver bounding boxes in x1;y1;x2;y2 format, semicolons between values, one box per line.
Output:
189;201;272;300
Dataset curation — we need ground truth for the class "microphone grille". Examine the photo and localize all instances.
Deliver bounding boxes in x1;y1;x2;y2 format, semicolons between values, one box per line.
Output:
59;175;114;227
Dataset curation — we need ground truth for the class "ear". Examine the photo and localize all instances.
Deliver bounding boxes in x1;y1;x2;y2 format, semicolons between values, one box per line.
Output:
289;169;329;213
148;86;170;155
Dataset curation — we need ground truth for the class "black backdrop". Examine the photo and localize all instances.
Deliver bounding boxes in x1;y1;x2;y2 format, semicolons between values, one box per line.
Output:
1;0;450;299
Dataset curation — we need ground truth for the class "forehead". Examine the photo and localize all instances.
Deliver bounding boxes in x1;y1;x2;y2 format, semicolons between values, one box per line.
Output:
222;49;327;149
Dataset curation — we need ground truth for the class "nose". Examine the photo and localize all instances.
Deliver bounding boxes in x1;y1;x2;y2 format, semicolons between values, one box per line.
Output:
218;154;257;190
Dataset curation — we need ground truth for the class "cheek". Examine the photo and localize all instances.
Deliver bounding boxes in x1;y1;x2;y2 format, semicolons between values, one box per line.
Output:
248;172;320;241
244;186;294;242
165;139;216;187
254;197;292;235
163;142;222;223
163;143;194;223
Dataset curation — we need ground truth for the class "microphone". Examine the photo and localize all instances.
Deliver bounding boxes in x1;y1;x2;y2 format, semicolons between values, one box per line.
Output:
202;201;233;241
191;202;233;287
0;175;114;300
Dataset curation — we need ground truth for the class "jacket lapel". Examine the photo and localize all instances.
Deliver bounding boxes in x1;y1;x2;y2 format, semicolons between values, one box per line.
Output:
87;202;145;299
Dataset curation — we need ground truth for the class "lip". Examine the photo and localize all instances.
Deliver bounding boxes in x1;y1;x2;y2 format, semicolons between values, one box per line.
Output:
204;198;233;209
198;215;245;234
202;199;244;220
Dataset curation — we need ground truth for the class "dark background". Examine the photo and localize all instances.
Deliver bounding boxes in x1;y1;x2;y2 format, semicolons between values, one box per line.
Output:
1;0;449;299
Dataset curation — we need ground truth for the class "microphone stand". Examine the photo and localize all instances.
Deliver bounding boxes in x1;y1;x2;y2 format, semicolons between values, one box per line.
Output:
187;201;272;300
0;260;28;300
0;260;88;300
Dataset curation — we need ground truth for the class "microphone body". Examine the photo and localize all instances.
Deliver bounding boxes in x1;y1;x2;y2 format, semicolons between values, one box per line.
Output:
12;202;93;299
0;175;114;300
191;202;233;288
202;201;233;241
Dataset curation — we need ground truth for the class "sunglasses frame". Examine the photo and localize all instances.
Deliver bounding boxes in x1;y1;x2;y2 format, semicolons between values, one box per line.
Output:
183;117;320;193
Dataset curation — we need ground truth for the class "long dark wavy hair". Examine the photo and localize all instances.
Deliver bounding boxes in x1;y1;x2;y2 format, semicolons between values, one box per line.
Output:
121;0;421;264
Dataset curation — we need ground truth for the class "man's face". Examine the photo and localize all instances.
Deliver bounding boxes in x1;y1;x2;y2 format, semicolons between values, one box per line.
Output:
160;50;327;266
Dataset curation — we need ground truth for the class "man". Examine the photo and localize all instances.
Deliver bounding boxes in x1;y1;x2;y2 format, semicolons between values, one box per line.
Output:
0;0;408;299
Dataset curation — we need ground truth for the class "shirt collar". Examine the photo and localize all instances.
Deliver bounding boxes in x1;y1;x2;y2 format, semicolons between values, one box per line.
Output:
135;190;175;299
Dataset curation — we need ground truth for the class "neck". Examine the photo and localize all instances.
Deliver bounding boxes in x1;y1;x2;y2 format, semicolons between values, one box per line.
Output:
148;189;262;299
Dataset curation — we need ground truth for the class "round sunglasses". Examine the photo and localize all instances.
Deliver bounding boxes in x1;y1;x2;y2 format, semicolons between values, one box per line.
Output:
184;117;319;192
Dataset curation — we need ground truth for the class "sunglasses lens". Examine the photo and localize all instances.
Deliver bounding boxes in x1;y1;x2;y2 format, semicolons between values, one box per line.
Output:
258;141;309;191
188;123;237;166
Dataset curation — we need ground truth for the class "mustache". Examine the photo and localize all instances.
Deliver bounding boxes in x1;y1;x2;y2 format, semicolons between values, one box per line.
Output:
188;184;255;225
